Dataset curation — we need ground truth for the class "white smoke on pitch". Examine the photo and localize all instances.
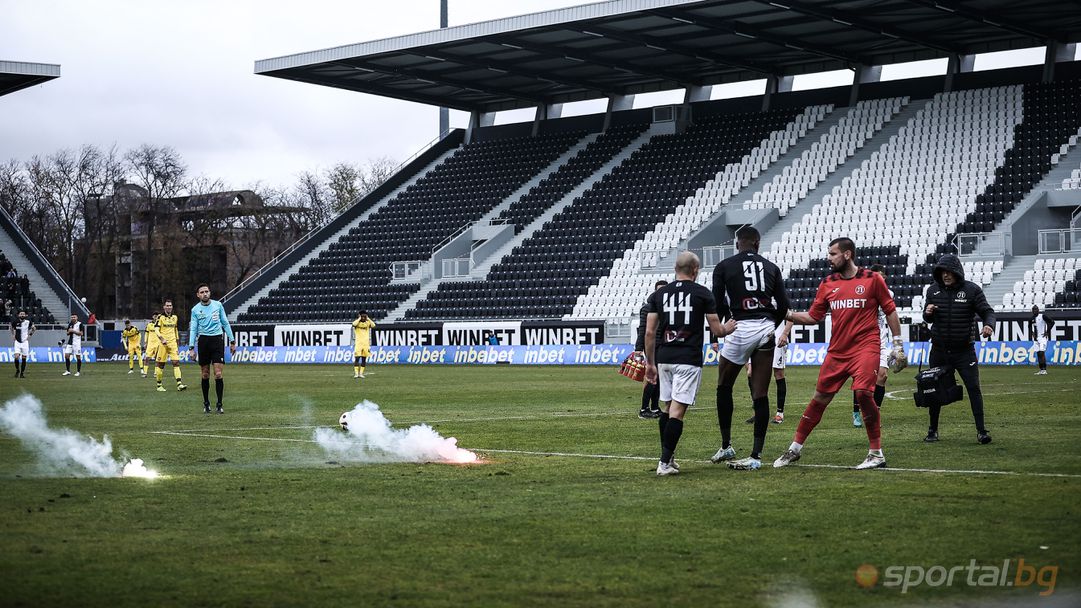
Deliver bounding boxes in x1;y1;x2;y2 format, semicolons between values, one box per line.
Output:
314;401;478;464
0;394;157;478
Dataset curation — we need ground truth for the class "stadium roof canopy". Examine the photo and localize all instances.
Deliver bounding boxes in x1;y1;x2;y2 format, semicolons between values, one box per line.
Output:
256;0;1081;113
0;61;60;97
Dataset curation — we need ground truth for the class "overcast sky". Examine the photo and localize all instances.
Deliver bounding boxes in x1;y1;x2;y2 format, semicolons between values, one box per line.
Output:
2;1;1057;190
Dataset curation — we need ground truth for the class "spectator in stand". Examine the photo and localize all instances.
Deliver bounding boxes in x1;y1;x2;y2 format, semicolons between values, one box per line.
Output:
19;274;30;296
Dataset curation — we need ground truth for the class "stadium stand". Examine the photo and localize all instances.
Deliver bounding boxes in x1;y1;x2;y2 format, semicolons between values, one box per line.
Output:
405;107;807;320
770;85;1024;310
238;131;585;322
0;207;86;325
227;77;1081;328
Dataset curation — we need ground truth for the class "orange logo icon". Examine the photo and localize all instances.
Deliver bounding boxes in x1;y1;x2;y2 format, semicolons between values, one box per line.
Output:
856;563;879;588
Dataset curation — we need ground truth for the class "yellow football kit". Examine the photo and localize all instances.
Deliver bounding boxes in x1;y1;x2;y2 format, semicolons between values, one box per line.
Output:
352;319;376;357
156;314;181;363
122;326;144;372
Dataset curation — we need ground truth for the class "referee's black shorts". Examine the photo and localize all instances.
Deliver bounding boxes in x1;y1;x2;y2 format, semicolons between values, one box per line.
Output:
197;334;226;366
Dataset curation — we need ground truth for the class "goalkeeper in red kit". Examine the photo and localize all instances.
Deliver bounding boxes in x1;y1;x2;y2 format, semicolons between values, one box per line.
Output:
773;237;905;470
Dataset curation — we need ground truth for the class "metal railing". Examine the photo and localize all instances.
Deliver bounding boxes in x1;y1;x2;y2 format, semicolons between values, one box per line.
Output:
0;204;89;319
954;232;1010;257
222;132;452;303
1038;228;1081;254
431;222;472;254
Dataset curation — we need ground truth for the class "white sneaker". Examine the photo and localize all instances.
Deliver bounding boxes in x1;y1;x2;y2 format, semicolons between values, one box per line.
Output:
727;457;761;470
773;448;801;468
710;446;736;463
656;461;679;476
74;372;80;377
772;412;784;424
855;452;887;470
669;459;680;471
1036;370;1048;376
127;370;134;374
353;374;359;379
359;373;367;378
62;371;71;376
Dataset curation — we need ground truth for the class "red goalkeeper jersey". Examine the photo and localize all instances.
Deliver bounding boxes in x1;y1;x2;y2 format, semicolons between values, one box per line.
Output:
809;268;896;359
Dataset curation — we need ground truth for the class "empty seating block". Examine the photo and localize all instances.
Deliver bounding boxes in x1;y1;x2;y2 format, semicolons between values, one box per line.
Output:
239;131;584;323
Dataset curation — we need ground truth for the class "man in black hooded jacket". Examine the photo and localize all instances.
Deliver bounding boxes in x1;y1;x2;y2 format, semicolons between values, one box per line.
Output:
634;280;668;419
922;253;996;444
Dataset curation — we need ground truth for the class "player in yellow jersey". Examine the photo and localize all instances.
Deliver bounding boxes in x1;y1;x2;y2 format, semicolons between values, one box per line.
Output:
154;299;187;392
143;313;160;378
352;310;376;378
121;319;145;375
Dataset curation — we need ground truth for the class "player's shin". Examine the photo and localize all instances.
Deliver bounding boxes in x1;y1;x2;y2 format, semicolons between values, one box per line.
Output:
215;378;223;403
856;391;881;451
716;385;734;449
201;378;210;403
751;396;770;459
775;378;786;413
794;399;828;446
660;417;683;465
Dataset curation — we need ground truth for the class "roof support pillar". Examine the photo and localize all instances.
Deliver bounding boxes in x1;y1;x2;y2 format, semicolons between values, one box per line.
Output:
603;94;635;131
762;75;793;112
532;103;563;136
465;110;495;144
683;85;712;104
1044;41;1077;83
849;65;881;106
944;53;975;92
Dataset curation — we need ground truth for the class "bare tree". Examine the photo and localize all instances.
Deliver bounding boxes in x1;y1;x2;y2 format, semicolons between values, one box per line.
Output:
360;156;398;195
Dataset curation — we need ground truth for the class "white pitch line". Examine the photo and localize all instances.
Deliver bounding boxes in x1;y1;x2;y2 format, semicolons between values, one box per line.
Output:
158;410;636;433
147;432;1081;479
153;431;317;443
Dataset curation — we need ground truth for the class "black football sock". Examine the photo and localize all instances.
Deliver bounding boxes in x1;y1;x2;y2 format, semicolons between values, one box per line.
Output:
65;359;70;372
658;411;669;446
14;359;19;374
201;378;210;403
751;396;770;459
660;417;683;464
1037;351;1047;371
717;385;734;449
20;359;27;375
873;385;885;408
215;378;223;404
641;384;652;412
853;392;860;413
775;378;787;413
76;359;82;373
929;405;941;433
746;374;753;393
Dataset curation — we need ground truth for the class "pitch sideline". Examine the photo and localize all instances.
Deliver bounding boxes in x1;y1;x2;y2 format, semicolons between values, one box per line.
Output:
150;429;1081;479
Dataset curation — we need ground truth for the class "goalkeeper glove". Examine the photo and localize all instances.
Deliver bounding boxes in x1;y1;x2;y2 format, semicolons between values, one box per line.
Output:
887;338;907;373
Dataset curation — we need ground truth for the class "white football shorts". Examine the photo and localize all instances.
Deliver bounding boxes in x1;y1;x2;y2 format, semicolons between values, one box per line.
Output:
1036;337;1048;352
14;341;30;357
63;341;82;356
879;333;891;369
658;363;703;405
720;318;776;366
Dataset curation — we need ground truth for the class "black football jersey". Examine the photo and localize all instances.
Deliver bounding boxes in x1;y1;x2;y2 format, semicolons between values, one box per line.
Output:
646;280;716;366
712;250;790;324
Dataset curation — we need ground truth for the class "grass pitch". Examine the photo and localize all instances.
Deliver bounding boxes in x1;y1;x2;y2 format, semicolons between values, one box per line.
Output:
1;362;1078;607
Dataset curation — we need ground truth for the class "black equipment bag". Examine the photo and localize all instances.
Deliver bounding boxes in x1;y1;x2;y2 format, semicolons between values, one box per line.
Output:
913;364;963;408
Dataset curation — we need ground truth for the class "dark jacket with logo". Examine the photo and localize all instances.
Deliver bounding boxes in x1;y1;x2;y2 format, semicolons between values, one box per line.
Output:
635;300;663;352
922;254;996;350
